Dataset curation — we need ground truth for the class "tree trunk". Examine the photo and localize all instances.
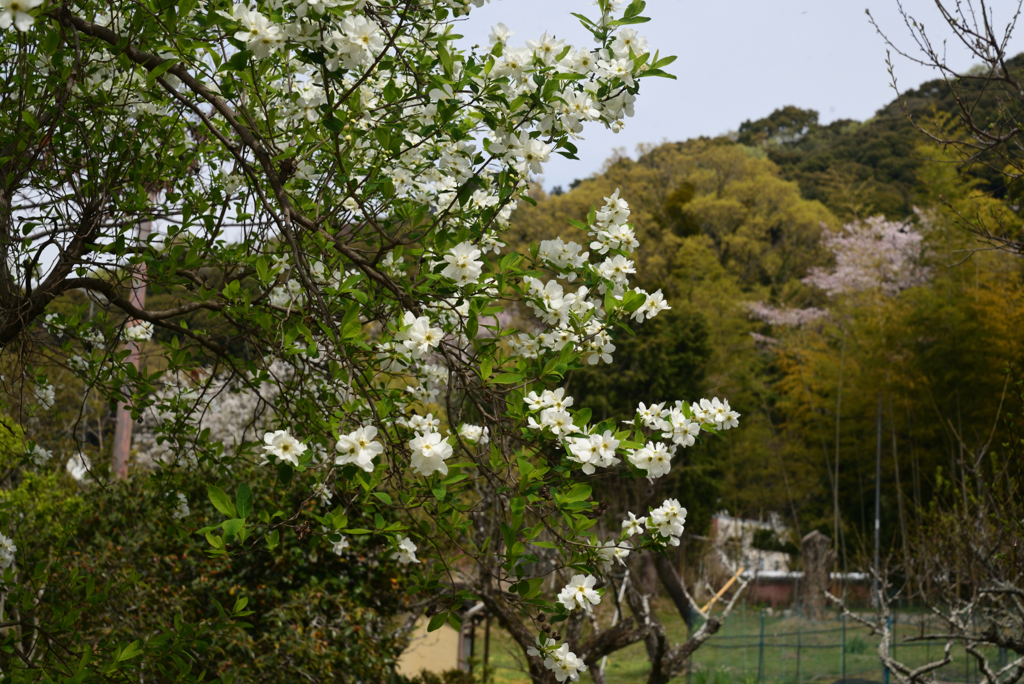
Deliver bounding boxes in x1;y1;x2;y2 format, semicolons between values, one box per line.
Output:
800;530;836;620
111;213;151;479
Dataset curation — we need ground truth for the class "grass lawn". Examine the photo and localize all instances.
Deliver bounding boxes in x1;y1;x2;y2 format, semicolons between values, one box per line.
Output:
476;602;1000;684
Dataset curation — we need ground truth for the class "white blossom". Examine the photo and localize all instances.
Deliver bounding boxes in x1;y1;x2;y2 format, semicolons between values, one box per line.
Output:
262;430;307;467
172;492;190;520
557;574;600;612
34;383;55;409
458;423;488;444
648;498;687;545
395;312;444;359
441;241;484;285
409;430;452;476
66;452;92;482
395;535;419;564
627;441;673;480
0;532;15;569
332;536;350;555
125;321;154;341
28;444;52;467
0;0;43;32
335;425;384;472
622;512;645;536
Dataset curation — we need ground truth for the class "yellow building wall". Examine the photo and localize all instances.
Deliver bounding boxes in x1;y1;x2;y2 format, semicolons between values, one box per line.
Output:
395;619;460;677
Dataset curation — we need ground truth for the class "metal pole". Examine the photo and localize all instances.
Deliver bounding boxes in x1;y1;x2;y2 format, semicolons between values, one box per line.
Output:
758;609;765;684
874;391;882;606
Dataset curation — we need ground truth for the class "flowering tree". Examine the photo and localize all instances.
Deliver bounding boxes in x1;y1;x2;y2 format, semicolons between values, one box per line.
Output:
0;0;743;680
748;215;930;328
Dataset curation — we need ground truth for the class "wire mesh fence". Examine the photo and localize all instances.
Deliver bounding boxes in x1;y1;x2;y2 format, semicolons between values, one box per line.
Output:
687;605;1009;684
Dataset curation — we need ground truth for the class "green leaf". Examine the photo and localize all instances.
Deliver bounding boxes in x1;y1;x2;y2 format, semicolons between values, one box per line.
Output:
491;372;522;384
277;463;293;486
624;0;646;18
637;68;677;80
608;15;651;26
341;303;362;338
207;485;237;517
147;58;179;86
561;484;592;503
115;640;142;663
221;50;252;72
324;115;344;133
21;110;39;131
573;407;592;427
373;492;393;505
622;290;647;312
501;522;516;553
222;518;244;539
236;484;253;519
427;612;448;632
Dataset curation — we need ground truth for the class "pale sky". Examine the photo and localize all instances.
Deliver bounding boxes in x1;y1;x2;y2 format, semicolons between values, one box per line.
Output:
456;0;1024;190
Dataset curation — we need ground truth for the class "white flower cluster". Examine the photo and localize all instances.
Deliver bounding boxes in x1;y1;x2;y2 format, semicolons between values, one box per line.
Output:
34;383;55;410
621;498;688;547
566;430;620;475
395;535;419;564
595;539;631;570
523;389;739;482
0;531;15;569
335;425;384;472
457;423;489;445
44;313;65;334
66;452;92;481
409;426;452;477
527;638;588;683
270;279;305;309
332;536;350;555
171;492;190;520
510;191;670;368
28;444;52;467
394;312;444;360
125;321;154;342
557;573;601;613
626;399;740;481
262;429;307;467
691;397;741;430
441;242;485;286
526;388;580;440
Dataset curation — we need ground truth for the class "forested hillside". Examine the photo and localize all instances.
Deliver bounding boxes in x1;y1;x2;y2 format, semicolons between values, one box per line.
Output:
508;67;1024;564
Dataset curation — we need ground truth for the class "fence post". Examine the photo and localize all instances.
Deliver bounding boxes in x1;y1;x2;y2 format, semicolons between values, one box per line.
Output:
796;605;802;684
688;605;693;684
841;612;847;683
884;615;891;684
758;609;765;684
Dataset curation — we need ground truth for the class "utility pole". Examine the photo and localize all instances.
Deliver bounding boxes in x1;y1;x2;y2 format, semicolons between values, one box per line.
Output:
873;391;882;605
111;204;153;479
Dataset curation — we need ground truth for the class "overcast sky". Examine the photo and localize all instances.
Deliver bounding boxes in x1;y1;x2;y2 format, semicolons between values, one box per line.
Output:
456;0;1024;190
